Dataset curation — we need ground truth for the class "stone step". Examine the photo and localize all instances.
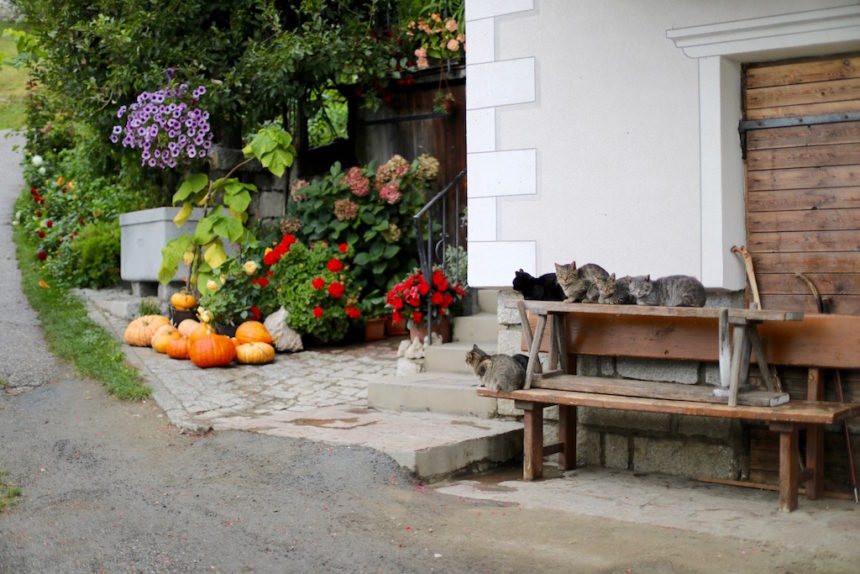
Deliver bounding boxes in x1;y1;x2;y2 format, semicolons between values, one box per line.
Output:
477;288;498;313
368;372;494;417
452;312;498;343
423;340;496;375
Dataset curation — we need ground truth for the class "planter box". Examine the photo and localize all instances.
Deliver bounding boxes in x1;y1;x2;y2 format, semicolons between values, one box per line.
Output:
119;207;206;283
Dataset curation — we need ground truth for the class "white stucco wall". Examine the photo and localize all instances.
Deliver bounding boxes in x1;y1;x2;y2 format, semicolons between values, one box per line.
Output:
466;0;860;288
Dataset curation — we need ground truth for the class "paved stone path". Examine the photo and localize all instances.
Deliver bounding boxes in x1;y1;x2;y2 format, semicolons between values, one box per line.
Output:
80;287;403;432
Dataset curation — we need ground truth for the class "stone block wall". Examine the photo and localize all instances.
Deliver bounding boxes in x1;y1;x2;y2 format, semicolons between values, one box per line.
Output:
209;145;287;227
497;288;749;480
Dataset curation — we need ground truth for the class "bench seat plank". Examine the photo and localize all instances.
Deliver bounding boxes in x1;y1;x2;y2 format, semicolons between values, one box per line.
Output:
478;387;860;425
532;375;788;407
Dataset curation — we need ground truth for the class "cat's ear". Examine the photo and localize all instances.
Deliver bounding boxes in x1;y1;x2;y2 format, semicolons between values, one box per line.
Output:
646;274;651;281
609;273;615;280
571;260;577;269
472;344;480;352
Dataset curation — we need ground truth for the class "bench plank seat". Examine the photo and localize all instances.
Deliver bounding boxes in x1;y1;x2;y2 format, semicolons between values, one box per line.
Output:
532;374;788;407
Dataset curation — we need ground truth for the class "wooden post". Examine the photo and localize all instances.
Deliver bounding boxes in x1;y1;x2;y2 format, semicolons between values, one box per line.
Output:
558;405;577;471
772;423;800;512
517;401;544;480
728;324;748;407
524;314;547;389
805;368;824;500
718;308;730;391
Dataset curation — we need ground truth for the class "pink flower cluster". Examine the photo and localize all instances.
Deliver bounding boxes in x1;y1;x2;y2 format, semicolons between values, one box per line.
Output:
375;155;409;190
378;182;401;205
290;179;309;202
334;198;360;220
340;167;370;197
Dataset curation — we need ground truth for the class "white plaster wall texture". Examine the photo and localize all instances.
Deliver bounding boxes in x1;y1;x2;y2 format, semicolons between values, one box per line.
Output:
466;0;853;287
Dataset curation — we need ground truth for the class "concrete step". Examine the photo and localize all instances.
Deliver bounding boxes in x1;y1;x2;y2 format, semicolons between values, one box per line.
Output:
423;340;496;375
368;372;495;418
477;289;498;313
452;312;498;343
219;403;523;482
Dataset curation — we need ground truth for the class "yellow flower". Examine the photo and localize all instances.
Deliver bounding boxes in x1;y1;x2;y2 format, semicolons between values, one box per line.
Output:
219;274;226;285
206;279;219;292
243;261;258;275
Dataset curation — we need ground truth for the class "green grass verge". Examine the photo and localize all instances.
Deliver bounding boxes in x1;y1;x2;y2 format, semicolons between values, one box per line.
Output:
0;470;22;512
0;22;28;131
13;214;151;400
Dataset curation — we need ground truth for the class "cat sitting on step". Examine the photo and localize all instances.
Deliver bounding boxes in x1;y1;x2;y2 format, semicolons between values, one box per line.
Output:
554;260;609;303
512;269;565;301
465;344;527;392
627;274;706;307
594;273;636;305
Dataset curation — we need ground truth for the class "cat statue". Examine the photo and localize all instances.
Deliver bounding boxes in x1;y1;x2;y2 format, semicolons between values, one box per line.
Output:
512;269;565;301
594;273;635;305
554;261;609;303
627;275;706;307
465;344;527;392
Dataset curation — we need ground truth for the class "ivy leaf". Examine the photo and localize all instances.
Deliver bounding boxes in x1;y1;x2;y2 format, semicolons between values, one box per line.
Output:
158;234;191;284
203;240;227;269
173;203;194;228
173;173;209;204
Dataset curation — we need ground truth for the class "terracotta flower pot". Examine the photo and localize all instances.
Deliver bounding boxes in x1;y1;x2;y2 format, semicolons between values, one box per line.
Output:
364;317;387;342
385;316;408;336
408;315;452;343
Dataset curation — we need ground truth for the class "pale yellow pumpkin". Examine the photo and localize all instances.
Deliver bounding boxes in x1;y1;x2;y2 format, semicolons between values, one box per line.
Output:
124;315;170;347
170;291;197;311
236;342;275;365
150;325;179;353
235;321;273;345
177;318;200;338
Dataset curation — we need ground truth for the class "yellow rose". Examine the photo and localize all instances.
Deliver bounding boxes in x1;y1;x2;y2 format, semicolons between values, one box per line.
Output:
206;279;219;292
243;261;258;275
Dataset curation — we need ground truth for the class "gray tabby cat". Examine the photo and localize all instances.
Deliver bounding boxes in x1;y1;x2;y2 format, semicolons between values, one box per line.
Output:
627;274;706;307
554;261;609;303
465;344;526;392
595;273;635;305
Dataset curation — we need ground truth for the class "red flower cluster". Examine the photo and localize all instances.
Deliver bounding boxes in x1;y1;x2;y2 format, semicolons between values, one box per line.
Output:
311;276;325;290
264;234;297;266
252;277;268;288
344;306;362;319
328;282;345;299
327;258;343;273
385;268;465;327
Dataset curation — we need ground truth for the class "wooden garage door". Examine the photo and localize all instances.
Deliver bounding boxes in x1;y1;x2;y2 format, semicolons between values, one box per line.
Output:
742;54;860;315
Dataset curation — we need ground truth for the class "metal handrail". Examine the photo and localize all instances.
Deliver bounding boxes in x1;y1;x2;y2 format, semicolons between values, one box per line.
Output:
412;168;467;344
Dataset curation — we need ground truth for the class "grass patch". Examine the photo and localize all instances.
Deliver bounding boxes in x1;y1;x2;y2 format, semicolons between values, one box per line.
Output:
12;205;151;400
0;470;22;512
0;22;28;130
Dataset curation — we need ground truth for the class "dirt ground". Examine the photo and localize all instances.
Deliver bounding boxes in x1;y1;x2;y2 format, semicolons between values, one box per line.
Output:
2;377;857;574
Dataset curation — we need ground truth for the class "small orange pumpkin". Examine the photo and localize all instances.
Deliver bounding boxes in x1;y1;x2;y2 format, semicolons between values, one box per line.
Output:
166;336;191;360
152;326;181;354
177;318;200;338
235;321;273;345
170;291;197;311
150;324;175;347
189;323;217;344
124;315;170;346
189;334;236;368
236;342;275;365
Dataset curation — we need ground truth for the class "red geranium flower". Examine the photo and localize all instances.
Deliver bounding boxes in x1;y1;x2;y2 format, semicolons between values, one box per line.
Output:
46;220;53;228
35;210;41;217
392;311;403;323
431;292;444;306
252;277;268;288
432;269;447;291
417;281;430;296
250;306;261;320
37;250;47;261
345;306;361;319
411;311;422;324
313;306;324;319
311;277;325;290
339;243;348;254
266;270;273;277
327;258;343;273
442;293;454;308
328;282;345;299
389;296;403;310
38;230;45;238
263;250;280;266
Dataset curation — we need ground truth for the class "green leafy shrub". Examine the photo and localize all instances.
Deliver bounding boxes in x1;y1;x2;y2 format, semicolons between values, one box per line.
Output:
138;297;162;316
68;220;122;289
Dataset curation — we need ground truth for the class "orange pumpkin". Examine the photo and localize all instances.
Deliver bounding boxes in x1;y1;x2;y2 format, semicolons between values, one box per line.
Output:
236;342;275;365
170;291;197;311
150;324;176;347
231;337;240;349
235;321;273;345
177;318;200;338
189;334;236;368
189;323;217;344
124;315;170;346
166;336;191;360
152;326;181;354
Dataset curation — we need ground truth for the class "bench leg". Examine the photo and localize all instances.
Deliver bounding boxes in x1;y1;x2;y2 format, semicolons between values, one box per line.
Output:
558;405;577;471
772;423;800;512
521;402;544;480
805;369;825;500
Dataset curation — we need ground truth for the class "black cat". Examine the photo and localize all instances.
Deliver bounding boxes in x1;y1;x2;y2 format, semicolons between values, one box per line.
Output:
512;269;565;301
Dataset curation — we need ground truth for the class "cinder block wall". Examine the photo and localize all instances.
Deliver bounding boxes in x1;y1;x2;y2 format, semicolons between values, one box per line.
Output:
496;289;751;480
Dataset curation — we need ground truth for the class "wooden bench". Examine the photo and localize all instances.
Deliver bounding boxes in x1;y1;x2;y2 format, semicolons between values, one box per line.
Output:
478;300;860;512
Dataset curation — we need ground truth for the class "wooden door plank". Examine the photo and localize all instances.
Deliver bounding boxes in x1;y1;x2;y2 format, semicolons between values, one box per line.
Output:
746;121;860;151
747;165;860;191
754;273;860;296
758;313;860;367
759;294;860;316
746;77;860;110
747;208;860;232
747;100;860;121
747;187;860;212
745;56;860;89
750;251;860;273
748;229;860;252
747;143;860;171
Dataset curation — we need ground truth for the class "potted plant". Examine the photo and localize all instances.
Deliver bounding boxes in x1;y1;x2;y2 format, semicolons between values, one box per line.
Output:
195;255;277;336
386;267;465;343
405;11;465;114
360;291;388;341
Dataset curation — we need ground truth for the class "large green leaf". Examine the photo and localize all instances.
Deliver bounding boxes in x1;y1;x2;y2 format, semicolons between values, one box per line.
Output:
383;244;400;258
158;234;191;285
213;215;244;242
224;185;253;213
191;215;216;244
203;240;227;270
173;173;209;204
353;252;370;266
369;242;384;260
261;147;293;177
